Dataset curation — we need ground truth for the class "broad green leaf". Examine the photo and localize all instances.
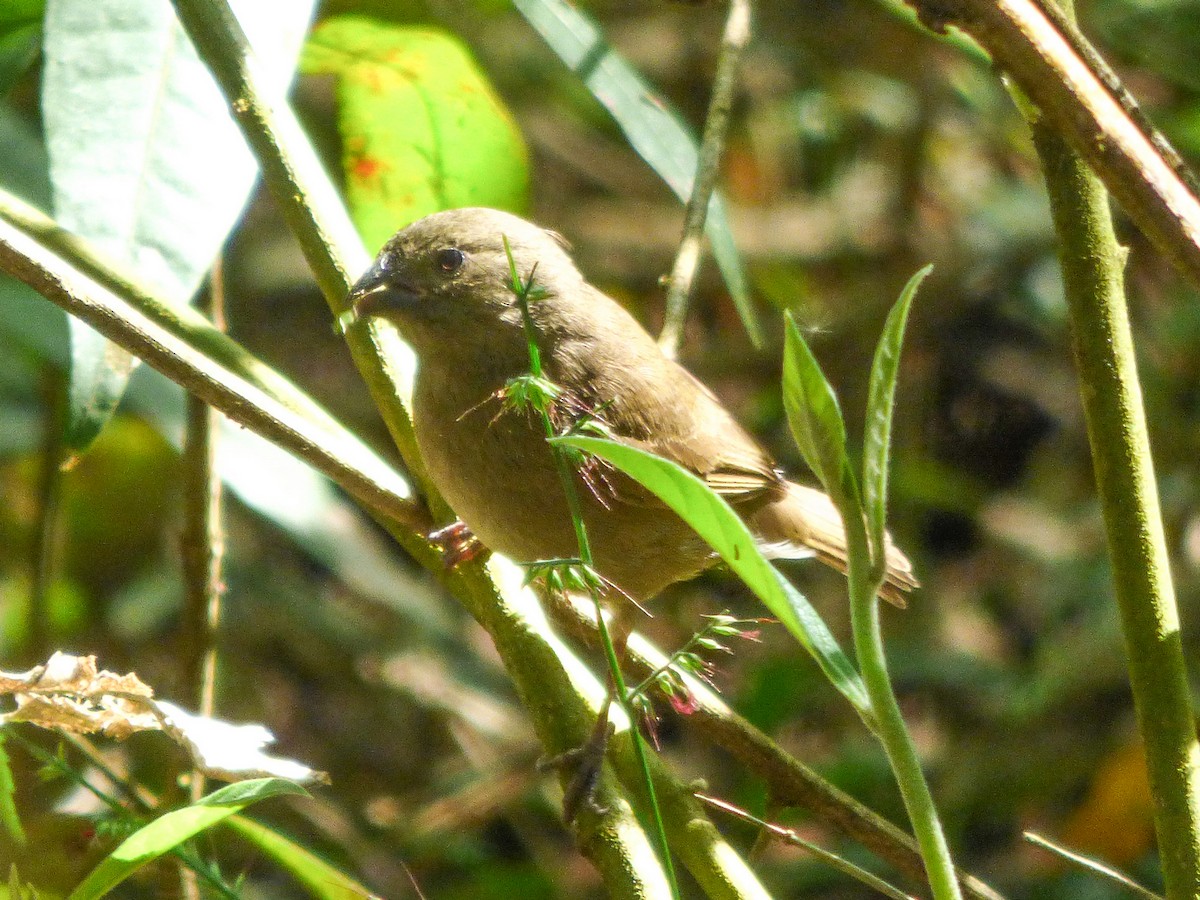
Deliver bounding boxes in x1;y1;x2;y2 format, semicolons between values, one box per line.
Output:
225;815;374;900
68;779;308;900
0;731;25;847
862;265;929;566
512;0;761;346
302;17;529;252
0;0;43;30
41;0;315;453
782;314;849;501
556;436;869;713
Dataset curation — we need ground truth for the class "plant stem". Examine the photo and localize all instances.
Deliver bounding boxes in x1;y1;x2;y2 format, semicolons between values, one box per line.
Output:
178;265;226;900
658;0;752;358
181;262;227;790
508;249;680;899
1028;77;1200;900
845;513;962;900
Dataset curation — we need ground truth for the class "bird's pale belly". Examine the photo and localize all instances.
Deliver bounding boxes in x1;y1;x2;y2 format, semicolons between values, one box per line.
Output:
413;378;712;600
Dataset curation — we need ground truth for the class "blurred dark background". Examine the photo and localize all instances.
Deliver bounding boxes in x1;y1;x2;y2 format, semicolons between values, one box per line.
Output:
4;0;1200;896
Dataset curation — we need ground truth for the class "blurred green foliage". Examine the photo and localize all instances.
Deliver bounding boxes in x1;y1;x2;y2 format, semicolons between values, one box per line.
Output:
3;0;1200;896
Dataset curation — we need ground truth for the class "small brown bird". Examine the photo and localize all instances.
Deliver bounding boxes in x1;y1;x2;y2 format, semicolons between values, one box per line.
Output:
348;208;916;606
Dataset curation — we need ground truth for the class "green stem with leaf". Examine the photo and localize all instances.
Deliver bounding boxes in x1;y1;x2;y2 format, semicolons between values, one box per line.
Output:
784;266;961;900
502;240;680;900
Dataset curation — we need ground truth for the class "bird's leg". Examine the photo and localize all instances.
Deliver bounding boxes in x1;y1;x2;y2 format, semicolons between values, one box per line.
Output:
538;692;615;821
427;519;486;568
537;602;641;821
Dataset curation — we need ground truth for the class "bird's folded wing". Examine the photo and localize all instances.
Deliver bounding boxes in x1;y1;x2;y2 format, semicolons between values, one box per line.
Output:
584;429;783;510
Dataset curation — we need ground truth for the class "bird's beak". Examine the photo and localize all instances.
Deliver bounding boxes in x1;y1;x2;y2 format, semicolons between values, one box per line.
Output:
344;260;420;323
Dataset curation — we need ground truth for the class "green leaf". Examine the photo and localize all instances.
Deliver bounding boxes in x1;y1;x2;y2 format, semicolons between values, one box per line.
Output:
782;314;850;500
0;731;26;847
0;0;43;30
0;19;40;99
862;264;929;566
41;0;314;453
224;815;374;900
67;779;307;900
197;777;309;807
0;100;50;210
302;17;530;252
555;436;869;713
61;328;134;452
511;0;760;346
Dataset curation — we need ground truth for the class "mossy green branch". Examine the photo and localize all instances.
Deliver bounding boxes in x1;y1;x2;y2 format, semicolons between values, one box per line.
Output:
548;590;1009;900
1027;73;1200;900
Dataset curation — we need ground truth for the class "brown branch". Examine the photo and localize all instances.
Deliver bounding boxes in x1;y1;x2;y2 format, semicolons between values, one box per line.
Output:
548;593;1007;900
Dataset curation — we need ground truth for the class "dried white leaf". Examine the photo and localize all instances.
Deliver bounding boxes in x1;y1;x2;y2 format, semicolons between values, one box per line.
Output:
1;652;326;785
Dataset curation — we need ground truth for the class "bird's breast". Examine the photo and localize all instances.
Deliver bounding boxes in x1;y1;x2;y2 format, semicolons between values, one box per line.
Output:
410;362;715;600
412;366;580;563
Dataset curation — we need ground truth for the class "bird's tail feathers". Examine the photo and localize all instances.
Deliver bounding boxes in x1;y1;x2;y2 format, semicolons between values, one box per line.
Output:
750;482;918;608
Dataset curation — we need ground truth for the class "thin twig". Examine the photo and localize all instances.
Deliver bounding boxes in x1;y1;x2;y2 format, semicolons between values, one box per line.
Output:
181;260;228;805
696;792;919;900
1024;832;1164;900
658;0;752;358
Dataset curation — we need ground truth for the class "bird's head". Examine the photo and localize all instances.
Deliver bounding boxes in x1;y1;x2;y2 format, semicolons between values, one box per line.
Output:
345;208;582;352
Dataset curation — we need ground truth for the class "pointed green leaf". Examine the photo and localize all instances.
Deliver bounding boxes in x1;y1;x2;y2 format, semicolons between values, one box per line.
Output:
42;0;314;453
863;264;929;566
555;435;869;713
782;314;849;500
225;815;374;900
302;17;530;252
67;779;308;900
62;327;134;451
511;0;760;345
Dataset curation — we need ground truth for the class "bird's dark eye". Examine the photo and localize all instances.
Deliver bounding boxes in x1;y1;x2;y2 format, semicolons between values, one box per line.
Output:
435;247;464;274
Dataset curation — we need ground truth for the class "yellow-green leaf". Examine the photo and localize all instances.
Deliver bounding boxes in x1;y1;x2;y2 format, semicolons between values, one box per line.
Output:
302;17;529;251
